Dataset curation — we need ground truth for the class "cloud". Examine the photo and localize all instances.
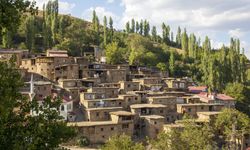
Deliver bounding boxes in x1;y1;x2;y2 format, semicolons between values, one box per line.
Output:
107;0;114;3
82;7;120;26
119;0;250;58
59;1;75;14
228;28;244;38
33;0;75;14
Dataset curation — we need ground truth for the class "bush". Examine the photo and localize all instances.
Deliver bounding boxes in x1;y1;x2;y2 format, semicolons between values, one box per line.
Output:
77;136;89;147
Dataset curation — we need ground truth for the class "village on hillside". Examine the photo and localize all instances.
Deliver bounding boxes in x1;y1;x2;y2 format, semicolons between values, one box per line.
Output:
0;48;249;149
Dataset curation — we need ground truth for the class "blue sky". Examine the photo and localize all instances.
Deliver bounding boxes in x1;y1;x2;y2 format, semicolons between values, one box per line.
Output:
35;0;250;58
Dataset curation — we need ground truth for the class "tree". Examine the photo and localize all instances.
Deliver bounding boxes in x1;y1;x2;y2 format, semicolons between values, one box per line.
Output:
103;16;107;46
105;42;125;64
92;10;96;30
25;16;36;51
169;50;175;77
150;120;217;150
224;83;250;116
181;28;188;57
1;28;12;48
143;20;150;36
51;0;59;45
0;60;75;149
131;19;135;33
125;21;130;34
215;108;250;150
102;134;144;150
151;26;157;42
136;21;139;33
157;62;167;72
139;20;143;35
176;26;182;47
109;16;114;41
0;0;37;32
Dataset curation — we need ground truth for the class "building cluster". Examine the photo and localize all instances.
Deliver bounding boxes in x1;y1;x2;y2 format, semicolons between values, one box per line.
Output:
0;49;249;149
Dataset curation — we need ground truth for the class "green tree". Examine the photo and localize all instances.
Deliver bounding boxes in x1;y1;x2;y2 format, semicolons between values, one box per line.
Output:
103;16;107;46
151;120;216;150
152;26;157;42
139;19;143;35
109;16;114;41
176;26;182;47
102;134;144;150
136;21;139;33
25;16;36;51
125;21;130;34
92;10;96;30
169;50;175;77
0;0;37;32
224;83;250;116
1;28;12;48
131;19;135;33
181;28;188;57
105;42;125;64
215;108;250;150
0;61;75;149
157;62;167;72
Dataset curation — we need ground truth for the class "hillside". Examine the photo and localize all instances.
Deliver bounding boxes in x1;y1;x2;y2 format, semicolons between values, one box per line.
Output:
1;1;249;95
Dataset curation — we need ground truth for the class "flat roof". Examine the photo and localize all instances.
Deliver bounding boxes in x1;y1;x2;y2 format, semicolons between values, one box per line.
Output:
110;111;135;116
68;121;116;127
148;96;176;99
118;94;137;97
85;98;123;102
164;123;184;128
86;107;123;111
177;103;224;106
197;111;222;115
130;104;166;109
141;115;165;119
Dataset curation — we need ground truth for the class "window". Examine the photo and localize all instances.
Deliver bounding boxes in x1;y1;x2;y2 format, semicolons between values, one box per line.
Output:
201;106;204;110
160;110;163;113
44;87;46;90
111;127;114;131
188;108;192;112
67;104;72;110
122;124;129;129
100;128;104;131
135;97;138;100
61;105;65;111
102;135;105;138
127;84;131;88
154;121;157;125
96;112;99;117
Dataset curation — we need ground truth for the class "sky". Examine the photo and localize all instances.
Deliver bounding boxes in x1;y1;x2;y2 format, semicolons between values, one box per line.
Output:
34;0;250;58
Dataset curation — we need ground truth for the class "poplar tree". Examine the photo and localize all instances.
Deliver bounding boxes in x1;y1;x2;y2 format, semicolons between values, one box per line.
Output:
201;36;211;87
92;10;96;30
109;16;113;41
103;16;107;46
181;28;188;57
188;33;196;58
136;21;139;33
139;20;143;35
126;21;130;34
143;20;150;36
176;26;182;47
171;32;174;42
25;16;36;51
169;50;175;77
151;26;157;42
1;28;12;48
51;0;58;45
131;19;135;33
